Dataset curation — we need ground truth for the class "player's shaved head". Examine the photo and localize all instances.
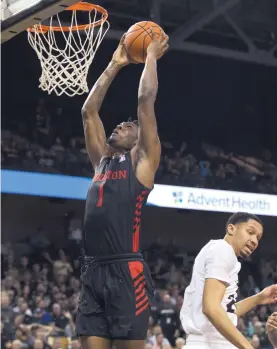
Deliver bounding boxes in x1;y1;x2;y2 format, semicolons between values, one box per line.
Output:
226;212;263;232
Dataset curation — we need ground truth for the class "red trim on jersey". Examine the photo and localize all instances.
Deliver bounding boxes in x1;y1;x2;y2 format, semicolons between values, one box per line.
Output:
136;301;149;316
134;275;145;287
133;226;140;253
128;261;150;317
96;183;104;207
135;288;146;301
135;281;146;294
128;261;143;279
136;294;148;308
132;190;149;252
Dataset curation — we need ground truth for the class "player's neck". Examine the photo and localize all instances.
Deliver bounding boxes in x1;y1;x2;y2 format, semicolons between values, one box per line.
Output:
223;235;239;257
107;146;128;157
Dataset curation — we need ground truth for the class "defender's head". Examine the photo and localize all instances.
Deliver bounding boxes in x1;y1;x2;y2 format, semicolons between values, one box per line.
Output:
107;118;139;151
225;212;263;258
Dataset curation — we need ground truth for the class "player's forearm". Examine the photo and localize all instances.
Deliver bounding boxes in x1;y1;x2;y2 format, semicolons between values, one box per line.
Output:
203;306;252;349
138;53;158;102
235;294;260;317
82;61;122;114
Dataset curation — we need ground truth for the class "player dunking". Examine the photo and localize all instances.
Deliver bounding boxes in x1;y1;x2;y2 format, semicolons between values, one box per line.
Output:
180;212;277;349
75;31;168;349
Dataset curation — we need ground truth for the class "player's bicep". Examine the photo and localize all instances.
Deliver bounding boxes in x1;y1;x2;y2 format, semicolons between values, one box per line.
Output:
202;278;227;314
82;110;108;168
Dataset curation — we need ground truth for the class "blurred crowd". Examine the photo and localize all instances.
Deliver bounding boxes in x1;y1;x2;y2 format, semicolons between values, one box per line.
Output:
2;98;277;194
2;235;277;349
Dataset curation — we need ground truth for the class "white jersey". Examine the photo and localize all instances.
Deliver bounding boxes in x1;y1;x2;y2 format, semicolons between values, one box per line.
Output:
180;239;241;344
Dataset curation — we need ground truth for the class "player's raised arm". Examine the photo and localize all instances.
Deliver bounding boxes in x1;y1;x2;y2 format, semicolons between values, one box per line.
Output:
133;30;168;186
203;279;253;349
82;35;130;168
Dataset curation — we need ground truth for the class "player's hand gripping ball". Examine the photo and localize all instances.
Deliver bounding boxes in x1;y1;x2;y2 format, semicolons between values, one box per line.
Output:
112;34;133;67
123;21;168;63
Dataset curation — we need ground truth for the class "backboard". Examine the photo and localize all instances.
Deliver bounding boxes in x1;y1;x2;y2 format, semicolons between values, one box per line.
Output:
1;0;79;43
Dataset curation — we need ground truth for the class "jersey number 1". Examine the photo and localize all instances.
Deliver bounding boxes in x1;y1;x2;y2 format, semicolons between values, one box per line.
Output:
97;183;104;207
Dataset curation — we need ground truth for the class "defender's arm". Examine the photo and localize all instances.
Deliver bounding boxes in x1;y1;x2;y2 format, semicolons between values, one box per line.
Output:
235;294;260;318
203;279;253;349
236;284;277;317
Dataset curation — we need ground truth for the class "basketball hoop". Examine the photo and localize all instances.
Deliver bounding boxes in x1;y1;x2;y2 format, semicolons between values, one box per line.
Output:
27;2;109;97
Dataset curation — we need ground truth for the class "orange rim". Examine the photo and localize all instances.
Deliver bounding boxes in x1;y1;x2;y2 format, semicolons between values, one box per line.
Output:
27;2;108;33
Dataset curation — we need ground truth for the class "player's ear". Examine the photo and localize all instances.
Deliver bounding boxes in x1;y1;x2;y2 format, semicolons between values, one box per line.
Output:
227;223;235;236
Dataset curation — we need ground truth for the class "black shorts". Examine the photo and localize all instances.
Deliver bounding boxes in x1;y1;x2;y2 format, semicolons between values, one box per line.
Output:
76;253;154;340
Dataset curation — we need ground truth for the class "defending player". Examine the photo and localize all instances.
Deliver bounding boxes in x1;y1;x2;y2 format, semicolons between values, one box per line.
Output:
76;31;168;349
180;212;277;349
267;312;277;348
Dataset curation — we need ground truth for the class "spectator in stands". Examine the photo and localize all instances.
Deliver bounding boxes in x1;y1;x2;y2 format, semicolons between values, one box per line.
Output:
19;257;30;274
71;339;81;349
1;291;14;323
33;300;52;326
53;250;73;281
157;294;179;346
153;333;166;349
11;339;22;349
51;337;63;349
33;339;44;349
253;321;268;348
251;334;261;349
149;326;171;347
1;291;15;345
237;318;249;337
15;300;33;325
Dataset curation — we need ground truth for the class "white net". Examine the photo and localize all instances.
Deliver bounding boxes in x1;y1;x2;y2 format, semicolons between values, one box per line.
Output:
27;5;109;97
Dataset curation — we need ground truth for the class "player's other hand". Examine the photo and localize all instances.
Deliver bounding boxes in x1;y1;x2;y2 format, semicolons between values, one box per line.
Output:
112;34;136;67
266;313;277;347
258;284;277;305
147;28;169;60
266;312;277;332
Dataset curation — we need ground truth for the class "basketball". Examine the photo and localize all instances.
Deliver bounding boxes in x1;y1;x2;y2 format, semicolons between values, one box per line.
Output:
124;21;166;63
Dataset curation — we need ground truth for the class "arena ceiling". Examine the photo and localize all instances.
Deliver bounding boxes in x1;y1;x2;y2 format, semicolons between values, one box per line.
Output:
96;0;277;66
1;0;277;66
